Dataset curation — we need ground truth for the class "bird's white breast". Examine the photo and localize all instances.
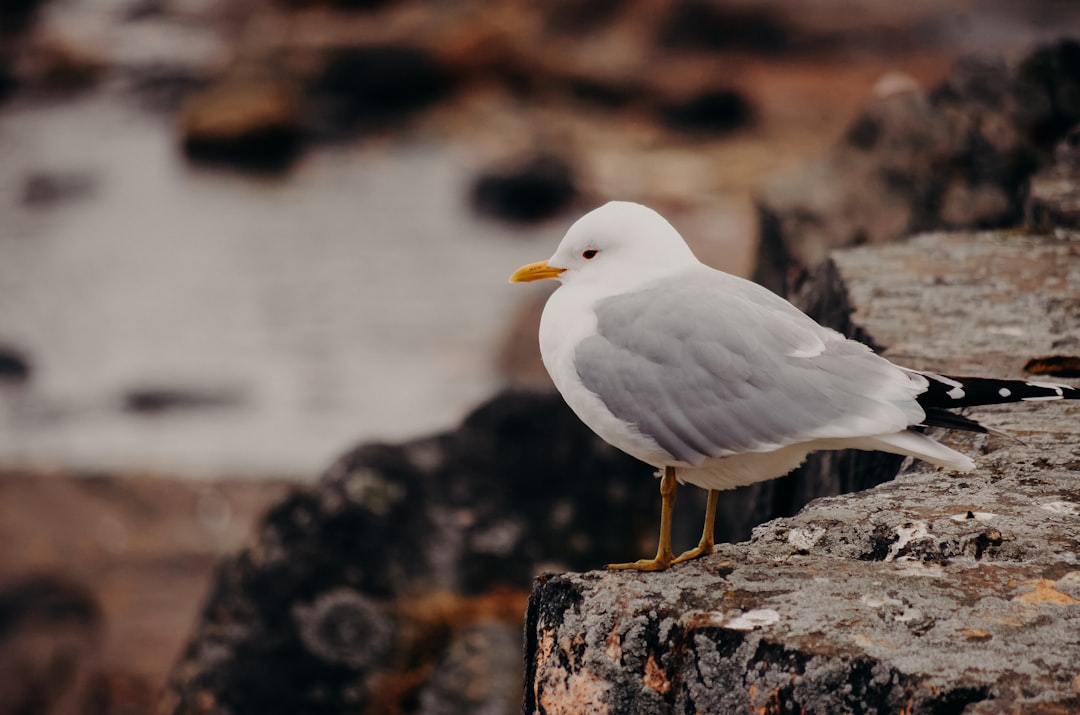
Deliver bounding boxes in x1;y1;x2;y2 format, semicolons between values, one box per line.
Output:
539;285;672;467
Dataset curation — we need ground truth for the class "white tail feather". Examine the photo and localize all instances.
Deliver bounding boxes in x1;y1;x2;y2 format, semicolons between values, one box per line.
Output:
843;431;976;472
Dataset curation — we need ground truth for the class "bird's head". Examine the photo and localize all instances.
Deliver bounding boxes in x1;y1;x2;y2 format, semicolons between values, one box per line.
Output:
508;201;698;291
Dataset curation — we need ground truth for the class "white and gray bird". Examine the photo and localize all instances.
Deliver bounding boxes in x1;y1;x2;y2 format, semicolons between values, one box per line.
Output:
509;201;1080;571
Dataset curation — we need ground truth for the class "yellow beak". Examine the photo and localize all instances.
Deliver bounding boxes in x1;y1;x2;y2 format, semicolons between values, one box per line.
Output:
508;260;566;283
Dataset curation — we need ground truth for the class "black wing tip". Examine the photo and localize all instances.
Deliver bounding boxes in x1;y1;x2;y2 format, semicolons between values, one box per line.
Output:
920;408;988;434
917;372;1080;409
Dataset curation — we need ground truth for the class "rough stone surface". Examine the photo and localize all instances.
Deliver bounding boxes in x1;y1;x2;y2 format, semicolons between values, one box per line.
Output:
525;231;1080;714
753;41;1080;296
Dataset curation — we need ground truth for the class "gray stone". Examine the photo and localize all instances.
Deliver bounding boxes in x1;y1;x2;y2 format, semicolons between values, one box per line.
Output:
525;231;1080;714
751;43;1080;296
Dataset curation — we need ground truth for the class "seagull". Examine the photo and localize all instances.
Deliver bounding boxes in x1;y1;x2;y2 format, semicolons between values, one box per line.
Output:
509;201;1080;571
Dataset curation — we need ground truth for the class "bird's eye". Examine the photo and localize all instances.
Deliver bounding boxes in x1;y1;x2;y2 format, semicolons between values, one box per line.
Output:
582;249;598;260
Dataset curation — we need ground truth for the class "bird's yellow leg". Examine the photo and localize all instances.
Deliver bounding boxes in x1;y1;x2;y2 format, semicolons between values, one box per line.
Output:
608;466;677;571
673;489;718;564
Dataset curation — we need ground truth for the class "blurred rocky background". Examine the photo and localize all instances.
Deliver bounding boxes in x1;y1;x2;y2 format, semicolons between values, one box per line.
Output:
2;0;1080;713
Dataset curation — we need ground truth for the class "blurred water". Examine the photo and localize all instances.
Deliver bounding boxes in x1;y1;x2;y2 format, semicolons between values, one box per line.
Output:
0;93;562;478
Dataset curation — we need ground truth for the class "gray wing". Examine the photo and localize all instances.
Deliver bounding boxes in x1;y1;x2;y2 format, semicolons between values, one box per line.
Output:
574;269;924;465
